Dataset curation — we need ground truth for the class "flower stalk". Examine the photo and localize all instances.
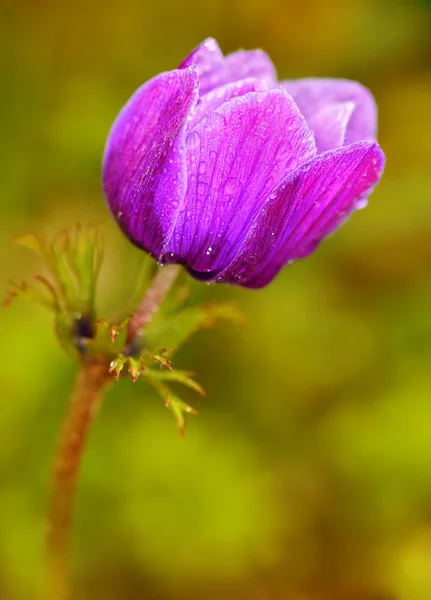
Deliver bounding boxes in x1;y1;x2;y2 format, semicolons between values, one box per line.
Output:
46;263;183;600
126;263;181;346
46;358;112;600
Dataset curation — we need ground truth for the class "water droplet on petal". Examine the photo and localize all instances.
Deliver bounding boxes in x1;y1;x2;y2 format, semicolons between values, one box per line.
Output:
223;177;242;196
206;111;226;129
187;131;201;149
286;157;298;170
197;181;208;196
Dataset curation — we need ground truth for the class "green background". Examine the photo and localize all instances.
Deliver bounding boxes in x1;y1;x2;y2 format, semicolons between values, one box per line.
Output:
1;0;431;598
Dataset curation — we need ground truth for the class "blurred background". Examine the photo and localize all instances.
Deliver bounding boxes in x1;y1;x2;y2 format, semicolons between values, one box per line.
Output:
1;0;431;598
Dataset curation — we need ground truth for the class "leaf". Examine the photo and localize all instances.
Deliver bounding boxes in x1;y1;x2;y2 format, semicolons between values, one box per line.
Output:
15;233;52;263
33;275;61;310
145;369;205;395
127;356;145;382
150;350;172;370
15;234;65;304
3;279;57;310
109;356;126;380
149;380;197;436
9;225;107;355
123;255;156;315
108;352;146;382
146;301;244;355
88;317;131;358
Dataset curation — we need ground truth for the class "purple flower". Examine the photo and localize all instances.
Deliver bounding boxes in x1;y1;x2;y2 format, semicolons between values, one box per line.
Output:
103;38;385;288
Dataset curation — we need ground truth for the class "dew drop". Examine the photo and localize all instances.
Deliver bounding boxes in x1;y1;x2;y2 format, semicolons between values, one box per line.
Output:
186;131;201;149
223;177;242;196
286;157;298;170
356;198;368;210
206;111;226;128
197;181;208;196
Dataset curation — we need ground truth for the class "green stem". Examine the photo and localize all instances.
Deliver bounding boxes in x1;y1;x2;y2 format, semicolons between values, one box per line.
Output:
46;358;112;600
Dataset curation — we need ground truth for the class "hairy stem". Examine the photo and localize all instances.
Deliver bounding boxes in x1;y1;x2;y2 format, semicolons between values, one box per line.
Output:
126;263;181;345
47;358;112;600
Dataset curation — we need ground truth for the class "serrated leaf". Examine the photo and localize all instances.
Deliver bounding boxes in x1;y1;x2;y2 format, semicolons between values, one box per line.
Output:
33;275;61;310
3;280;57;310
15;233;52;263
109;356;126;379
15;234;64;301
146;302;244;354
145;369;204;395
9;225;107;355
54;224;104;312
149;349;172;370
108;353;146;382
149;381;197;436
127;356;144;382
88;317;131;357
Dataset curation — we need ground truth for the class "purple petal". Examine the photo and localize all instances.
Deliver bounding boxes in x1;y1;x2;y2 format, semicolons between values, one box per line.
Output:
191;78;269;128
223;49;277;86
180;38;277;94
162;90;316;276
102;68;199;256
307;102;355;153
282;78;377;148
218;141;385;288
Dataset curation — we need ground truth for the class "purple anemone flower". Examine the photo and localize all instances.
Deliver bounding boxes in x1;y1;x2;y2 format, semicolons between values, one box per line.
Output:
103;38;385;288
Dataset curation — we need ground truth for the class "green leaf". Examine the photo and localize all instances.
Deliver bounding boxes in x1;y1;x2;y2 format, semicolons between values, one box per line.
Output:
127;356;145;382
108;353;146;382
146;301;244;355
149;349;172;370
145;368;204;395
3;279;57;311
109;355;126;380
88;317;131;358
8;224;106;355
122;255;156;315
15;233;53;264
149;380;197;436
15;234;67;307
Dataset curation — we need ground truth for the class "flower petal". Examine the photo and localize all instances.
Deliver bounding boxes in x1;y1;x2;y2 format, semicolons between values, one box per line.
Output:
223;49;277;87
180;38;277;94
162;90;316;276
191;78;269;128
307;102;355;153
282;78;377;147
102;68;199;256
218;141;385;288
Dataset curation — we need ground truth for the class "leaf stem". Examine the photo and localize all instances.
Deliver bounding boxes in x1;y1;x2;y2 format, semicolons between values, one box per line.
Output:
46;358;112;600
126;263;181;346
